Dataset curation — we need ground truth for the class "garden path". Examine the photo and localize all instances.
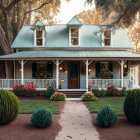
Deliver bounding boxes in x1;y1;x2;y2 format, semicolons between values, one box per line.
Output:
55;101;99;140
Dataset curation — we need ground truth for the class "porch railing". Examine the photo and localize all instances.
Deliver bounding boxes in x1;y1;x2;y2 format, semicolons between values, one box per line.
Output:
0;79;56;89
88;79;132;89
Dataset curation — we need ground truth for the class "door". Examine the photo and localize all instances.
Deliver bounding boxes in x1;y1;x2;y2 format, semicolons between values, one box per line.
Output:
130;67;138;87
68;62;80;89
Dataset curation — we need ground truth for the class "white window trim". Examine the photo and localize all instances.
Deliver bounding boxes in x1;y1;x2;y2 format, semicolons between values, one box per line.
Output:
102;29;112;47
69;27;80;47
34;30;45;47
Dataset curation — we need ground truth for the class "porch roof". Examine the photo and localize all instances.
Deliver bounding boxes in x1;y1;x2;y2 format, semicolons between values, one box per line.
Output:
0;50;140;60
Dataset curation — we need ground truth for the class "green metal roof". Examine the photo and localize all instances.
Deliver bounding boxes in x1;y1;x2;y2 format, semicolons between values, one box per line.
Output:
67;16;83;25
0;50;140;60
12;24;133;49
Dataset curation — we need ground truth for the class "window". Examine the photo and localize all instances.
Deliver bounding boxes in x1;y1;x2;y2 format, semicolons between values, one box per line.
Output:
104;30;111;46
70;29;79;46
36;30;43;46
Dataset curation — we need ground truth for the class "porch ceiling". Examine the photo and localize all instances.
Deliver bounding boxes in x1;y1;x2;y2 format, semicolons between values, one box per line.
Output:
0;50;140;60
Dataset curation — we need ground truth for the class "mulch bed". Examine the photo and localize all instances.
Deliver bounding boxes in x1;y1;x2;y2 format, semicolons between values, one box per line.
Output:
18;95;50;100
0;102;65;140
92;114;140;140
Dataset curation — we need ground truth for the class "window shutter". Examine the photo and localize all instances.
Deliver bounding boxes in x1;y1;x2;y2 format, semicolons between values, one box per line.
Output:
109;62;113;72
32;63;37;78
96;63;100;78
47;62;53;77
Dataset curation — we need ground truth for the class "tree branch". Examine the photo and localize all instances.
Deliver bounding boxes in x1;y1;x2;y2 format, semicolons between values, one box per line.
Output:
24;0;53;15
0;1;6;13
6;0;21;12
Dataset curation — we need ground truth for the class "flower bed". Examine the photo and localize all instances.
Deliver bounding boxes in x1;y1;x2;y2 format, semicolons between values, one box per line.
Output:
88;84;127;97
13;84;24;96
13;84;36;97
81;93;98;101
50;92;66;101
23;84;36;97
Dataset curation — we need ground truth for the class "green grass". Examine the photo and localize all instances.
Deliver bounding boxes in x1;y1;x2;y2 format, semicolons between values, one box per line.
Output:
20;100;59;114
85;97;125;116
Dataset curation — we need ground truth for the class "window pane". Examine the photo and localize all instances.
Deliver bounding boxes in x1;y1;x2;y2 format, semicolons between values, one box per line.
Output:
71;38;79;45
37;39;43;46
104;30;111;38
105;39;111;46
36;31;42;38
71;29;79;37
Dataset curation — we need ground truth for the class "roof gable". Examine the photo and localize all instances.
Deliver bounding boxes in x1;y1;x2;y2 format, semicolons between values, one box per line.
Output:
67;16;83;25
34;20;44;26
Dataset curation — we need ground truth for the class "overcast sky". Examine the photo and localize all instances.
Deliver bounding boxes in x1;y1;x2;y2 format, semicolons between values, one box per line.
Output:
57;0;95;24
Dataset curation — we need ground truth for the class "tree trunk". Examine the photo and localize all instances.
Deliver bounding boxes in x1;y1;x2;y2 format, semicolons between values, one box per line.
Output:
17;2;22;34
4;12;13;47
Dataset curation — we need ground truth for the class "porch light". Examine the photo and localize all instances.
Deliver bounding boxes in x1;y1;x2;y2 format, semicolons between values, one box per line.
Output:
61;79;64;82
124;64;127;68
20;69;22;72
88;68;91;72
59;66;63;71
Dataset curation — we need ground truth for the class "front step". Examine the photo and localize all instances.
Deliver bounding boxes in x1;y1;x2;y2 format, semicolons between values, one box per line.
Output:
62;91;85;98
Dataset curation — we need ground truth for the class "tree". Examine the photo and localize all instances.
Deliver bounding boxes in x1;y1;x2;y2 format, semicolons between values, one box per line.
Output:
77;9;104;24
86;0;140;28
77;8;112;24
127;22;140;52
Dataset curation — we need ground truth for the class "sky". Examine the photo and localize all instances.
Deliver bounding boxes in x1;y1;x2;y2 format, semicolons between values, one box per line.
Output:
57;0;95;24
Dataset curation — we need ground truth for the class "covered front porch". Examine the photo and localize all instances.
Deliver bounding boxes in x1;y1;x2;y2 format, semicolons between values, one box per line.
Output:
0;50;140;91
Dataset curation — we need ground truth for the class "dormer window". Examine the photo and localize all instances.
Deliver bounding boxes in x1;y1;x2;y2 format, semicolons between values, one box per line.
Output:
34;24;45;47
36;30;43;46
70;28;79;46
104;29;111;46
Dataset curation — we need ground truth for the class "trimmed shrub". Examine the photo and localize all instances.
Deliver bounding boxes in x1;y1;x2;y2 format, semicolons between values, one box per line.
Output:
81;93;98;101
23;84;36;97
100;89;106;97
13;84;24;96
45;86;55;97
106;85;118;96
92;89;100;97
0;89;19;125
124;89;140;124
50;92;66;101
31;108;53;128
96;106;118;128
118;87;127;96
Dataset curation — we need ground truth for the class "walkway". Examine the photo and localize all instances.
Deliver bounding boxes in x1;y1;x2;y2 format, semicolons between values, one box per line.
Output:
55;101;99;140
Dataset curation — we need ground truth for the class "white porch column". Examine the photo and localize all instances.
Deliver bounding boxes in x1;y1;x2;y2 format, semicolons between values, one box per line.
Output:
56;59;59;89
121;60;124;88
86;60;89;92
21;60;24;85
14;60;16;79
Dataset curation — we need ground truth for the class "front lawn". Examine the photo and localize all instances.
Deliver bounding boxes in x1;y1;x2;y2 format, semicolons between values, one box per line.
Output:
85;97;125;116
20;100;59;114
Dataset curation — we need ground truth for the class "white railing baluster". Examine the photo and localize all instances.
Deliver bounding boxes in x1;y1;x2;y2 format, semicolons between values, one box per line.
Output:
88;79;131;89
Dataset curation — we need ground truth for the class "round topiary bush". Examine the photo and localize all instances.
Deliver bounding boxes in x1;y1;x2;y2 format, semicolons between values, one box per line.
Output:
0;89;19;125
124;89;140;124
31;108;53;128
96;106;118;128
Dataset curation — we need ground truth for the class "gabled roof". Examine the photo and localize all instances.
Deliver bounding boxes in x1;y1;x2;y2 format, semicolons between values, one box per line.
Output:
67;16;83;26
11;24;133;48
34;19;44;26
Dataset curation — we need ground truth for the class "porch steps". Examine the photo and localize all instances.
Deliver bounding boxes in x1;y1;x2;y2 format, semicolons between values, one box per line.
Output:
62;91;85;98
